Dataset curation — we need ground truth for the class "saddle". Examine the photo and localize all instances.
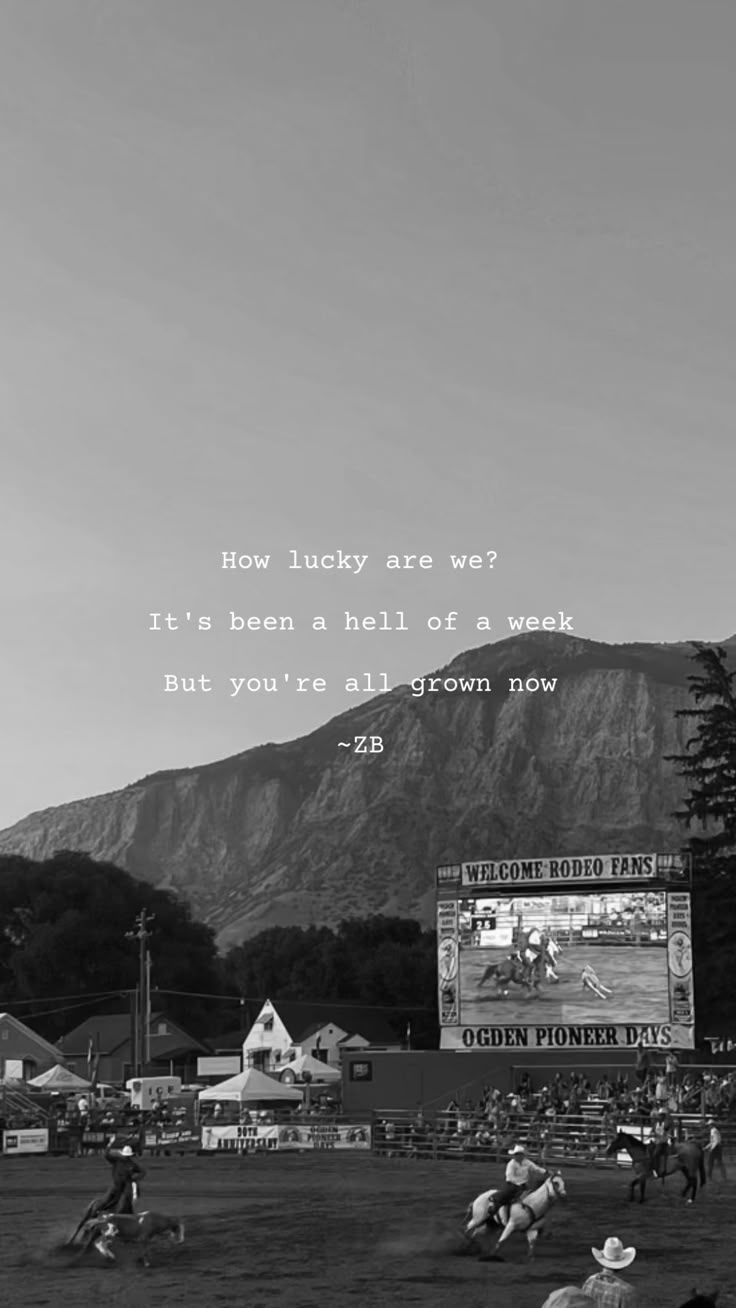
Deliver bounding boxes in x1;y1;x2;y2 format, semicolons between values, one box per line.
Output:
490;1187;530;1227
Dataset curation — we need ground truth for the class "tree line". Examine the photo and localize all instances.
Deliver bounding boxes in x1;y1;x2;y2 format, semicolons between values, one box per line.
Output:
0;851;437;1045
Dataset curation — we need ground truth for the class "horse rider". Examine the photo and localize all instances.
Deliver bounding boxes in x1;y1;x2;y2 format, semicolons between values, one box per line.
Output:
649;1110;670;1178
522;928;545;984
485;1142;547;1226
99;1136;146;1215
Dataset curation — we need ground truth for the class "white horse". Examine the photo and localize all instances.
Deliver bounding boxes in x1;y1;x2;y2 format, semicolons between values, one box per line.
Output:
463;1172;566;1259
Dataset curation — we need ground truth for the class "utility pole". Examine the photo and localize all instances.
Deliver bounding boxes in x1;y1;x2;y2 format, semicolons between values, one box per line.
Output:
126;910;155;1077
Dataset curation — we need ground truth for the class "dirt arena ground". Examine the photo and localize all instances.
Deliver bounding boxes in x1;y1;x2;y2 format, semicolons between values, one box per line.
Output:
1;1152;733;1308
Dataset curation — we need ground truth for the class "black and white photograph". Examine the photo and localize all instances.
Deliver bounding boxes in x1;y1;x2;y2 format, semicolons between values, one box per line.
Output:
1;3;734;1305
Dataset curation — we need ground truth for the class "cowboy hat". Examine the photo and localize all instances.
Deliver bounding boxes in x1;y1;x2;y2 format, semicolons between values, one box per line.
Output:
541;1289;595;1308
120;1145;134;1157
592;1237;636;1269
508;1143;527;1155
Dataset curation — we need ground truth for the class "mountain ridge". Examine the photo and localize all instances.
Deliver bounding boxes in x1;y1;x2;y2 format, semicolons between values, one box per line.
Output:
0;632;730;950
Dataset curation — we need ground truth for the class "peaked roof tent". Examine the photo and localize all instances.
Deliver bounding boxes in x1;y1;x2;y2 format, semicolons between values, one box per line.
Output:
27;1064;93;1091
198;1067;303;1103
277;1053;341;1084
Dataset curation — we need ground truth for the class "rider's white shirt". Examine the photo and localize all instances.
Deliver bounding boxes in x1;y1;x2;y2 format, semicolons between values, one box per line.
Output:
505;1157;540;1186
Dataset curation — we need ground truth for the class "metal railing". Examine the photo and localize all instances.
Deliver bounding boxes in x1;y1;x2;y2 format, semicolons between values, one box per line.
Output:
0;1084;48;1124
369;1105;736;1167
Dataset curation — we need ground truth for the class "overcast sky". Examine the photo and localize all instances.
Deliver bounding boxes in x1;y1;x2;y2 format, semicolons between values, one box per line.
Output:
2;0;734;828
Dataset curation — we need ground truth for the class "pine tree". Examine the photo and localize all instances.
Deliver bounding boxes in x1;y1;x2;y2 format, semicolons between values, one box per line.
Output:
665;642;736;1029
666;642;736;873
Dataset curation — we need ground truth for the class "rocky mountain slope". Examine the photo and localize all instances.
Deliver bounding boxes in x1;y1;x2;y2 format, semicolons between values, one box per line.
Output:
0;633;731;950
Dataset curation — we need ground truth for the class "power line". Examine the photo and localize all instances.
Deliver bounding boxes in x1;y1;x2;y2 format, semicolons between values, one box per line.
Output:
5;989;131;1008
2;987;435;1014
14;996;121;1021
152;989;436;1012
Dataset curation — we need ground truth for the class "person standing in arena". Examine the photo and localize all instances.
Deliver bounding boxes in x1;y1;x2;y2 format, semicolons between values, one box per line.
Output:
484;1142;546;1225
704;1118;727;1182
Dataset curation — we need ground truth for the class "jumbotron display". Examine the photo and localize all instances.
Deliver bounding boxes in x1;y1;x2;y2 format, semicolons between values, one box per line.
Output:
436;853;694;1051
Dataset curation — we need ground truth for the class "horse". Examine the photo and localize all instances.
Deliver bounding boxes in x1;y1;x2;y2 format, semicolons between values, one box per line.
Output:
479;957;539;995
463;1172;567;1259
606;1129;705;1203
77;1210;185;1268
679;1293;718;1308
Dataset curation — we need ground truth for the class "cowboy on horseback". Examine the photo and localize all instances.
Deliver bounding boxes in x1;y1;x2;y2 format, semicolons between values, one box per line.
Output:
519;928;545;985
99;1136;146;1216
485;1143;546;1225
650;1110;671;1178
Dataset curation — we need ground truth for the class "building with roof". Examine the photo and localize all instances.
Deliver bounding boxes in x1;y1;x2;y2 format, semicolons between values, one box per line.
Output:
0;1012;65;1081
57;1011;211;1084
240;999;401;1074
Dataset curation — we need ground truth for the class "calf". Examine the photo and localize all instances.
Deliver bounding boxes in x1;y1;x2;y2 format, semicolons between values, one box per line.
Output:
83;1210;185;1268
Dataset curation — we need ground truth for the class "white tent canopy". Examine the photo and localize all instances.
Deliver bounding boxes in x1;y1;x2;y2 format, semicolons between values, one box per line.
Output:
27;1064;93;1091
278;1054;341;1084
198;1067;303;1104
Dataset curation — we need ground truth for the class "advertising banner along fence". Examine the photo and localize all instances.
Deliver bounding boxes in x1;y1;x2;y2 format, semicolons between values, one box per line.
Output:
2;1129;50;1155
437;852;694;1051
201;1123;371;1152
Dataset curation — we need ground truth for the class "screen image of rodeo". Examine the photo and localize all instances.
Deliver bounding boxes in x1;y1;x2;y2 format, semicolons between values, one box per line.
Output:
457;890;669;1028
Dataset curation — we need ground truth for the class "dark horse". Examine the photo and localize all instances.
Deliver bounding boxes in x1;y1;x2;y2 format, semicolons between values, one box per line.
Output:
606;1129;705;1204
77;1211;185;1268
679;1294;718;1308
480;957;539;994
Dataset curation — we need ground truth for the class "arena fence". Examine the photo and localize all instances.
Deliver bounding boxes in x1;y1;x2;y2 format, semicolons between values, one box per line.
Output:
2;1115;373;1158
369;1106;736;1169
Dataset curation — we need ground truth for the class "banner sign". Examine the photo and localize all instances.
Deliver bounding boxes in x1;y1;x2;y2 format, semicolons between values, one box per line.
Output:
144;1127;200;1152
3;1129;49;1155
436;850;695;1050
456;853;689;890
277;1124;371;1150
437;899;459;1025
201;1123;371;1151
666;891;695;1045
441;1024;676;1050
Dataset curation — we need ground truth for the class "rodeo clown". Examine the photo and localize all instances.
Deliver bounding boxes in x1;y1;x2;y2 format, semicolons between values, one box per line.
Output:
485;1142;547;1225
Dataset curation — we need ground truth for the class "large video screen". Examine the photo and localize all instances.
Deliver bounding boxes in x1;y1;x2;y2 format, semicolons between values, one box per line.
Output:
457;889;669;1028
